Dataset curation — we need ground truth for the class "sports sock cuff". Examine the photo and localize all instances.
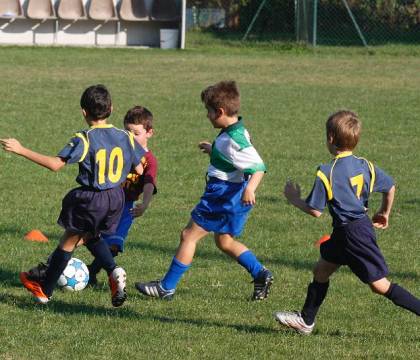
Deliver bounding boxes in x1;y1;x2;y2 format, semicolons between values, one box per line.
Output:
385;282;397;299
237;250;263;278
172;256;191;268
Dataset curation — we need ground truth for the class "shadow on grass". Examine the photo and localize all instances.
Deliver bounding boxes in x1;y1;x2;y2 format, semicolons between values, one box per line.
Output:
149;314;277;334
324;328;420;343
0;292;276;334
127;240;314;271
0;268;22;287
128;240;420;280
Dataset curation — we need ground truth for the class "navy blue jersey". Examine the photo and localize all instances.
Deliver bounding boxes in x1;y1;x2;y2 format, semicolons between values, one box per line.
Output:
306;152;394;227
57;124;145;190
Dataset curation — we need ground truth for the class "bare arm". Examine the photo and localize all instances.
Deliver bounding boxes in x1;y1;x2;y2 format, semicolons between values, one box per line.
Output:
372;185;395;229
242;171;264;205
1;138;65;172
130;183;155;218
284;180;322;217
134;162;144;176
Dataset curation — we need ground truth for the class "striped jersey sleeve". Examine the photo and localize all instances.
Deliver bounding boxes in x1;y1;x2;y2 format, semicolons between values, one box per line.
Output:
208;120;266;182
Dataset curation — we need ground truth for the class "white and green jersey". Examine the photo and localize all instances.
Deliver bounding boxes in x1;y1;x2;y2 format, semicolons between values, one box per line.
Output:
208;119;266;183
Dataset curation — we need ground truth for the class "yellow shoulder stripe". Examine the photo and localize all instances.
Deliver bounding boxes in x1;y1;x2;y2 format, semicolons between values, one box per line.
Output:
317;170;333;201
75;132;89;162
128;131;135;149
367;161;376;193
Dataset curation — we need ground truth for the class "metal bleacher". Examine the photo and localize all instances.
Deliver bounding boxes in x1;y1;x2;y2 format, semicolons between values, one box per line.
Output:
0;0;185;47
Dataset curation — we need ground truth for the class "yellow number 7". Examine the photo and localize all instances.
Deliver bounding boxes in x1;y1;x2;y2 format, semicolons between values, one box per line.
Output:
350;174;364;199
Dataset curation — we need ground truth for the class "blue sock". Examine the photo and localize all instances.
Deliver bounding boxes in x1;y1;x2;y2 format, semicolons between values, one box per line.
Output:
85;239;116;276
237;250;263;279
161;257;191;291
43;247;73;297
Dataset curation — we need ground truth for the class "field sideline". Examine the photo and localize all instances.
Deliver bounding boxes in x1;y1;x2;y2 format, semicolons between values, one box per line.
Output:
0;41;419;359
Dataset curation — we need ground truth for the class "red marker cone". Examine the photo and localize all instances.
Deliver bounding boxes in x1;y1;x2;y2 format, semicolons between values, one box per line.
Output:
24;229;49;243
314;234;330;247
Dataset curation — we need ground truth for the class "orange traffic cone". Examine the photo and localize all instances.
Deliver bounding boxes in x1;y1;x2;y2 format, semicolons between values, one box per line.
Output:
24;229;48;243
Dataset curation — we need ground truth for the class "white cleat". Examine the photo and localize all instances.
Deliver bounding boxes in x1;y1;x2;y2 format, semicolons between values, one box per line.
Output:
274;311;315;335
109;267;127;307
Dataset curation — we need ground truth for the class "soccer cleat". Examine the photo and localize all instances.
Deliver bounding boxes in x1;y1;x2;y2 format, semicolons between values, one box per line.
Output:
274;311;315;335
135;280;175;300
109;267;127;307
252;267;273;300
27;262;49;283
19;271;50;304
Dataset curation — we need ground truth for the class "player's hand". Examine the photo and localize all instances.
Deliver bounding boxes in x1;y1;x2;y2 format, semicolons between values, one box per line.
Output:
242;187;256;206
0;138;24;154
130;203;147;218
284;180;301;204
372;213;389;229
198;141;212;154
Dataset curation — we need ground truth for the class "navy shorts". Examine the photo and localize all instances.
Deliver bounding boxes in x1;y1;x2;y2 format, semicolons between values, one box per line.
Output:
320;216;389;283
58;186;125;238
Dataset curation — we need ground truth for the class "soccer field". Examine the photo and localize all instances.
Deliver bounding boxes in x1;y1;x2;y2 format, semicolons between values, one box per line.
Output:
0;43;419;359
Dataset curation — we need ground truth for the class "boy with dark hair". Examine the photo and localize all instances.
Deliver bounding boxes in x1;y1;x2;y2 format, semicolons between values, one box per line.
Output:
0;85;146;307
136;80;273;300
87;105;158;285
274;110;420;334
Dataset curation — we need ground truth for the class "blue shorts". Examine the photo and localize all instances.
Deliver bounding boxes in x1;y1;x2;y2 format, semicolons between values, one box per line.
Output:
320;216;389;283
191;177;252;237
58;186;124;238
102;201;134;252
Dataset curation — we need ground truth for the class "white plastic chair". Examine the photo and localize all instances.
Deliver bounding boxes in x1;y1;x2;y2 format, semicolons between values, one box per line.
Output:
58;0;87;20
27;0;56;19
89;0;118;21
0;0;24;19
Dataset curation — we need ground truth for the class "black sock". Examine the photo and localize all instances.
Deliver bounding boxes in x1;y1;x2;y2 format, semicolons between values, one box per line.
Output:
85;239;117;276
385;283;420;316
88;258;102;278
43;247;73;297
301;280;330;325
88;248;119;277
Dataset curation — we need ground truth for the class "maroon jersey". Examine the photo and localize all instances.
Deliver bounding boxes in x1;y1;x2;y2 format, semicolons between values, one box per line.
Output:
122;150;158;201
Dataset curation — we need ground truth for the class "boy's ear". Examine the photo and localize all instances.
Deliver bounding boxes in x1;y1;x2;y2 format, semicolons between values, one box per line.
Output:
146;128;154;138
216;107;225;118
327;134;334;144
81;109;87;118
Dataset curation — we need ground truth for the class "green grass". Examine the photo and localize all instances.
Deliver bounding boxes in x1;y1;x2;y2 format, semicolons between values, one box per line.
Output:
0;39;419;359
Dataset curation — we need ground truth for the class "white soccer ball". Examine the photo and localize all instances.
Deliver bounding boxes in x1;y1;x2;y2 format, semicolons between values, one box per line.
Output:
57;258;90;291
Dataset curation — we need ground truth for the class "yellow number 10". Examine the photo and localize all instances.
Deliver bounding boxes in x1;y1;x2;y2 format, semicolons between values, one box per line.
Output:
96;147;124;184
350;174;364;199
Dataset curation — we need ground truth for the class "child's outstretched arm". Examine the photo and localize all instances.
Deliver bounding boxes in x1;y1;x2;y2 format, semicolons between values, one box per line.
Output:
284;180;322;217
1;138;65;172
242;171;264;206
372;185;395;229
130;183;154;217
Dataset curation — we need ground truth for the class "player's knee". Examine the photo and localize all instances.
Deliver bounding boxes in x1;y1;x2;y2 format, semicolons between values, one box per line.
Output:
313;266;330;282
369;279;391;295
180;228;197;244
215;239;230;252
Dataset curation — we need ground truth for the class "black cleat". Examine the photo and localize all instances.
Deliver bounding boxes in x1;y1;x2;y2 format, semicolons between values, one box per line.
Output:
252;267;273;300
135;280;175;300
